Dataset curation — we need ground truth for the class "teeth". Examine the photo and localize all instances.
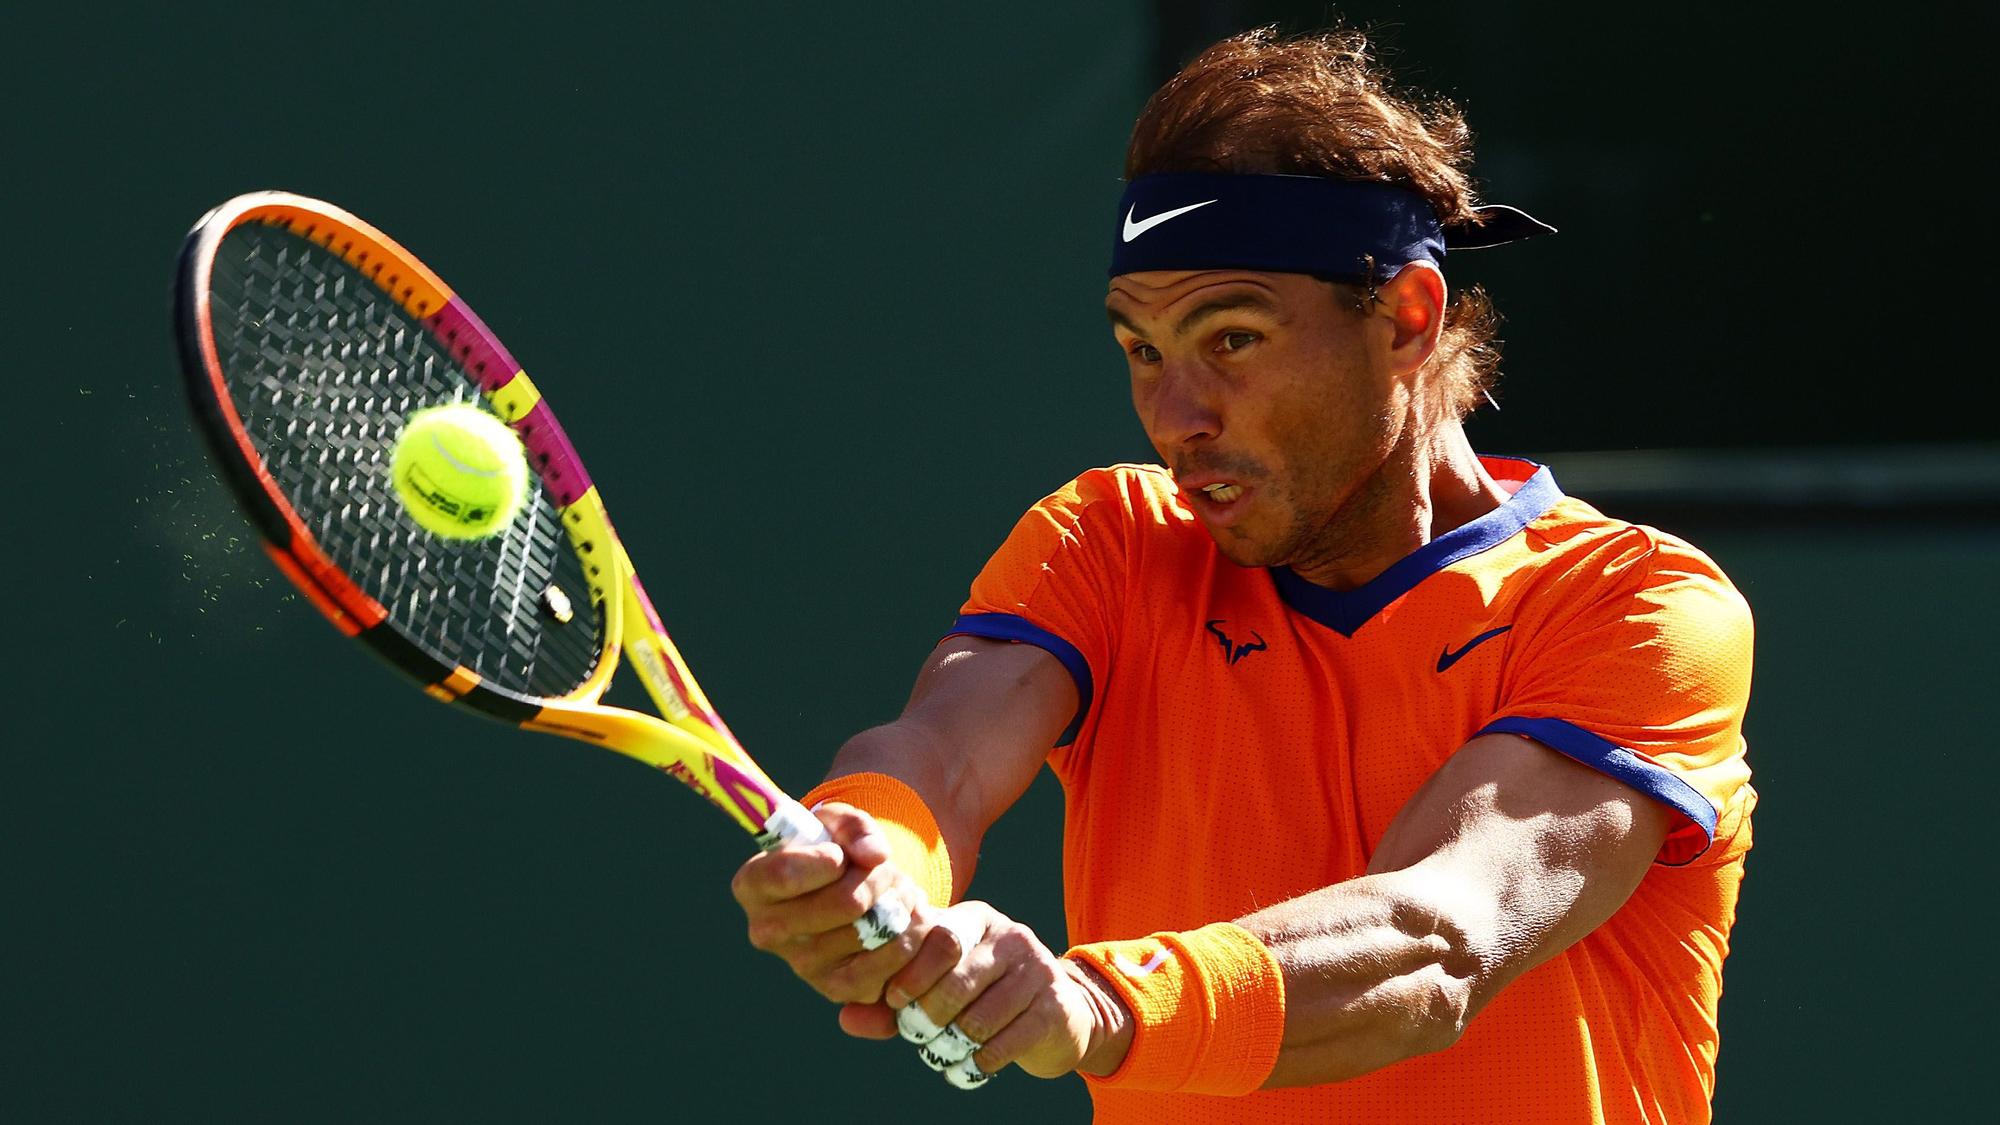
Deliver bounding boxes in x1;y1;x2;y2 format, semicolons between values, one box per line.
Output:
1202;483;1244;503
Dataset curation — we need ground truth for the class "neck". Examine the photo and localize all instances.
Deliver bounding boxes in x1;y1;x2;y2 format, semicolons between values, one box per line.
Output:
1287;420;1508;590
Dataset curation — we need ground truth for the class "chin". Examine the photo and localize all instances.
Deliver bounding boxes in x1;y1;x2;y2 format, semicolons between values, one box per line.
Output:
1206;528;1282;570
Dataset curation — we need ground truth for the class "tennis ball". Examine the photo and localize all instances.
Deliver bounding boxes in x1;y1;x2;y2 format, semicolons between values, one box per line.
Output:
390;403;530;540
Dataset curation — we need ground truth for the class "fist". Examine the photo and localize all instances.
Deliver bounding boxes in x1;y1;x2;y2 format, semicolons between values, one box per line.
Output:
729;803;944;1005
886;901;1133;1082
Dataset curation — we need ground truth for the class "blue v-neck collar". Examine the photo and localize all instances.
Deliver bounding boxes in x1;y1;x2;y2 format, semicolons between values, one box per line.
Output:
1269;457;1562;637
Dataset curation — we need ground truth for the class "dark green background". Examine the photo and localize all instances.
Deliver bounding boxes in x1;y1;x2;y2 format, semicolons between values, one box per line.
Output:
8;3;1992;1120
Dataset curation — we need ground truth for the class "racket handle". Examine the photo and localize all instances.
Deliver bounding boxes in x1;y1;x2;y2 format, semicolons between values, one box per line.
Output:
758;799;912;950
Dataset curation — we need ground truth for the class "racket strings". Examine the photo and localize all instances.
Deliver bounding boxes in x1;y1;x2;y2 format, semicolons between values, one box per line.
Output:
209;223;603;699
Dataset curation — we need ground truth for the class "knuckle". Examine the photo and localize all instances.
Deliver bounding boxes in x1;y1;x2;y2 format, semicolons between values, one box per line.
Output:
816;962;858;1001
933;969;976;1011
952;1008;990;1043
959;1013;999;1045
891;925;929;964
833;885;871;921
822;958;885;1005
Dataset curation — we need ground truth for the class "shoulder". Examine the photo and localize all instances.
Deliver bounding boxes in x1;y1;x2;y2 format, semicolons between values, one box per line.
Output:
1049;463;1186;517
1023;463;1199;537
1501;496;1755;711
1523;495;1749;622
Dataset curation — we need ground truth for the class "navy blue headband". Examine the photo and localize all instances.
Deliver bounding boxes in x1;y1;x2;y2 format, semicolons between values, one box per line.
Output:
1109;173;1554;280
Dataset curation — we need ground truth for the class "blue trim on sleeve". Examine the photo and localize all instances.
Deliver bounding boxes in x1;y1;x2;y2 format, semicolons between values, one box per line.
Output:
1272;458;1562;637
1478;716;1718;865
946;613;1094;747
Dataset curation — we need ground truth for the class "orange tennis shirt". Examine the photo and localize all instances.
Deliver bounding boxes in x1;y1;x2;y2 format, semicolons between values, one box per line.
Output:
949;457;1755;1125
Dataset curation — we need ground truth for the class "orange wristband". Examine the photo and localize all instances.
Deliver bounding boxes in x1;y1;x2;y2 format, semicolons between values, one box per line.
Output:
1065;922;1286;1096
801;772;955;907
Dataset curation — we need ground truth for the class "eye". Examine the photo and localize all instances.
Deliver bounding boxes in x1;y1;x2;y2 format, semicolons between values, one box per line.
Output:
1128;342;1162;365
1219;330;1260;353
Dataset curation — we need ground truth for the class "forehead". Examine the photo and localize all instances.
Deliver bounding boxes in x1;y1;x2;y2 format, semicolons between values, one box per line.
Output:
1105;270;1324;327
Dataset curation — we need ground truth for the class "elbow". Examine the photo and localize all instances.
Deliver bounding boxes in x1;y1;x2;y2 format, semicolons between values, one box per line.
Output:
1262;955;1477;1090
1401;959;1477;1058
1383;888;1489;1059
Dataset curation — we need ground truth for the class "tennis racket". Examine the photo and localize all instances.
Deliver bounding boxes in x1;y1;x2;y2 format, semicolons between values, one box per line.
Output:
173;190;907;950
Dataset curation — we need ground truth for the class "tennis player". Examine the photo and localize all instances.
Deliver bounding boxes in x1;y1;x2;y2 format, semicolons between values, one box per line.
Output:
732;29;1754;1124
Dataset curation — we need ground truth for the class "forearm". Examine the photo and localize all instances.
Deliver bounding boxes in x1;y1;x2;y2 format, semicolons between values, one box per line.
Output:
1237;866;1488;1088
815;636;1073;902
823;718;989;897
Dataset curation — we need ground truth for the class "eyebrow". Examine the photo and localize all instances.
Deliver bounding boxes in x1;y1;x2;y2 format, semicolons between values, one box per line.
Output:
1106;293;1279;338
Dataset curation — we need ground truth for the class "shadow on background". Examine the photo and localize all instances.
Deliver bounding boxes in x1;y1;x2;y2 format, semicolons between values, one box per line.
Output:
6;1;1990;1121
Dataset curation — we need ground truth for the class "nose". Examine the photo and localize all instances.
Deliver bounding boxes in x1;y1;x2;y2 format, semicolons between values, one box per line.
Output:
1141;362;1222;451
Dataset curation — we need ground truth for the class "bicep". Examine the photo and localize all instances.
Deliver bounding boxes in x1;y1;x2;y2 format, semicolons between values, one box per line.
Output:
1368;732;1673;1011
829;635;1076;868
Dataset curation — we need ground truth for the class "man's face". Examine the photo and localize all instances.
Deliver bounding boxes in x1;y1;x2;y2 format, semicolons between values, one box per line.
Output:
1106;269;1400;570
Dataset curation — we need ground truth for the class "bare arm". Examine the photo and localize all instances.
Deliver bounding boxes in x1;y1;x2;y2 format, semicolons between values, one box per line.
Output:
1243;731;1672;1088
890;732;1676;1087
822;634;1078;899
729;635;1075;1017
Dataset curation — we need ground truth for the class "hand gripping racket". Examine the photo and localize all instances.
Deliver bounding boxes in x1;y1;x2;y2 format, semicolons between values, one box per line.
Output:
174;190;908;950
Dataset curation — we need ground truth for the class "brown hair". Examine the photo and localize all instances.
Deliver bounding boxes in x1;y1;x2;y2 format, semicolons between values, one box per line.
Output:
1126;28;1504;421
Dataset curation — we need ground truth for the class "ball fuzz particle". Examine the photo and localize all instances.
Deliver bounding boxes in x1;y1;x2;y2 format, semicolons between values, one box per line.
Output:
390;403;530;540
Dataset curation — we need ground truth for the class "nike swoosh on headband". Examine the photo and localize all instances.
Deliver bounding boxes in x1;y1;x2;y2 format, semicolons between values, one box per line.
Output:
1122;199;1218;242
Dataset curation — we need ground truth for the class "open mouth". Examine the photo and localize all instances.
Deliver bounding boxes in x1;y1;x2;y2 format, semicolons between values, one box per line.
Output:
1181;479;1254;528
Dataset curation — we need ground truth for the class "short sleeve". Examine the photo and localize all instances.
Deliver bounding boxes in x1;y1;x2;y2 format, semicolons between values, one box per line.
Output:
1480;529;1755;866
950;469;1140;746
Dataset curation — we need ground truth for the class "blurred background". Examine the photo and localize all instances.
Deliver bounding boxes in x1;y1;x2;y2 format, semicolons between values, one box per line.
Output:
7;1;1993;1120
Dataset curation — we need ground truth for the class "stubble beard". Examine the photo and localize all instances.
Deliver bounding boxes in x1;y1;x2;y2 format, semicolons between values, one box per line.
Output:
1202;451;1389;574
1267;427;1405;580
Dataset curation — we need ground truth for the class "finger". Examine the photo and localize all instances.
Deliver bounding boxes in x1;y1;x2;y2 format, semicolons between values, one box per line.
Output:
771;921;873;984
968;990;1066;1076
730;843;846;908
884;912;976;1010
813;908;936;1003
944;1057;995;1091
837;1001;898;1040
930;1023;984;1065
897;1001;946;1046
906;933;1004;1031
914;1023;982;1071
748;861;878;947
945;960;1045;1053
810;802;892;869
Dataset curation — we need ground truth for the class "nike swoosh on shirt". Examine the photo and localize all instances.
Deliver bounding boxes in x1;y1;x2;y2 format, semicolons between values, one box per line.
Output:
1112;949;1173;977
1121;199;1218;242
1436;625;1513;673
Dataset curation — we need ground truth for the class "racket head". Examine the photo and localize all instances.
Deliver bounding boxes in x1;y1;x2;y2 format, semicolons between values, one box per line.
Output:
173;191;913;910
174;191;619;722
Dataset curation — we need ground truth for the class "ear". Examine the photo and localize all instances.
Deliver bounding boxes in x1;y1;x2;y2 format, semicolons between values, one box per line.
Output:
1377;263;1447;374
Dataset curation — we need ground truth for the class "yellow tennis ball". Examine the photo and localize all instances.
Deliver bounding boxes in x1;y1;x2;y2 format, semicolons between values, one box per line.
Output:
390;403;530;540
